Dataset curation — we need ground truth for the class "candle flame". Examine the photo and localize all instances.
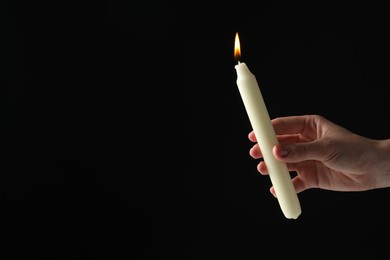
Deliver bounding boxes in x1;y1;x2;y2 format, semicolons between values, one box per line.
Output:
234;32;241;62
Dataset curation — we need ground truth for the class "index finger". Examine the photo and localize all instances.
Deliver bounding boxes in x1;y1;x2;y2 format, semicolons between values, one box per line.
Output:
272;115;321;138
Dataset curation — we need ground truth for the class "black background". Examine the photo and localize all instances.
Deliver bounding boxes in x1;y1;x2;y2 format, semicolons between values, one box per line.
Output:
2;0;390;259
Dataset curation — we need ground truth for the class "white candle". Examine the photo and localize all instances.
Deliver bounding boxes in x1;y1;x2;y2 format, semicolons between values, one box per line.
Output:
234;32;301;219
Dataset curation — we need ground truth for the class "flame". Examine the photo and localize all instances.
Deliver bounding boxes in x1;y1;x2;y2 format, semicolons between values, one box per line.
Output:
234;32;241;62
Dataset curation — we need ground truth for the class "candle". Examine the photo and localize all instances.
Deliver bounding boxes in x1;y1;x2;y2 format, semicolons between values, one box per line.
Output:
234;32;301;219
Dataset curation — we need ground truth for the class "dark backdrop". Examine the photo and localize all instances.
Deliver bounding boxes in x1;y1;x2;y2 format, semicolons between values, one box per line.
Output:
1;0;390;259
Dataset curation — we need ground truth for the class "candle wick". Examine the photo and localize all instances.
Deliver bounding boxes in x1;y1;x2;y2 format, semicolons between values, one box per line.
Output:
238;60;241;64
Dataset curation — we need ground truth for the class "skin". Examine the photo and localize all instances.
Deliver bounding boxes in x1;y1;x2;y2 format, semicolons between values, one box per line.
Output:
248;114;390;196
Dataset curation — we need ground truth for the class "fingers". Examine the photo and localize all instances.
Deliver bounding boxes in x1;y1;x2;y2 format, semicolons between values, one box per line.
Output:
257;160;298;175
248;131;257;142
249;135;301;159
272;115;324;139
259;163;309;196
269;176;309;197
273;142;324;163
291;175;308;194
256;161;267;174
249;114;325;145
249;143;261;158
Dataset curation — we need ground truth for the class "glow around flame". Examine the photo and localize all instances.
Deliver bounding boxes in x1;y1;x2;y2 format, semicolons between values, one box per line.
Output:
234;32;241;61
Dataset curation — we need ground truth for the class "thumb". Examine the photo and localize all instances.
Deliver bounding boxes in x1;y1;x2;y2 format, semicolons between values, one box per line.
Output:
273;141;323;163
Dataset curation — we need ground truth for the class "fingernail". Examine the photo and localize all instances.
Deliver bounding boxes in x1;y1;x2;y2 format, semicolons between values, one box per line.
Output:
279;146;288;157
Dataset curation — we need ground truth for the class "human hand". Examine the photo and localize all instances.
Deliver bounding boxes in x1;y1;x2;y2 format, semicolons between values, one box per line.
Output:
249;115;390;195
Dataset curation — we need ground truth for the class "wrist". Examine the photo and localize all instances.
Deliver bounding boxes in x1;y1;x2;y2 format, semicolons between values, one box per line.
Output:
375;139;390;189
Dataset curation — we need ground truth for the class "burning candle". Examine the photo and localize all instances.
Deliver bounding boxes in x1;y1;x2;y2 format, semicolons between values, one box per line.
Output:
234;32;301;219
